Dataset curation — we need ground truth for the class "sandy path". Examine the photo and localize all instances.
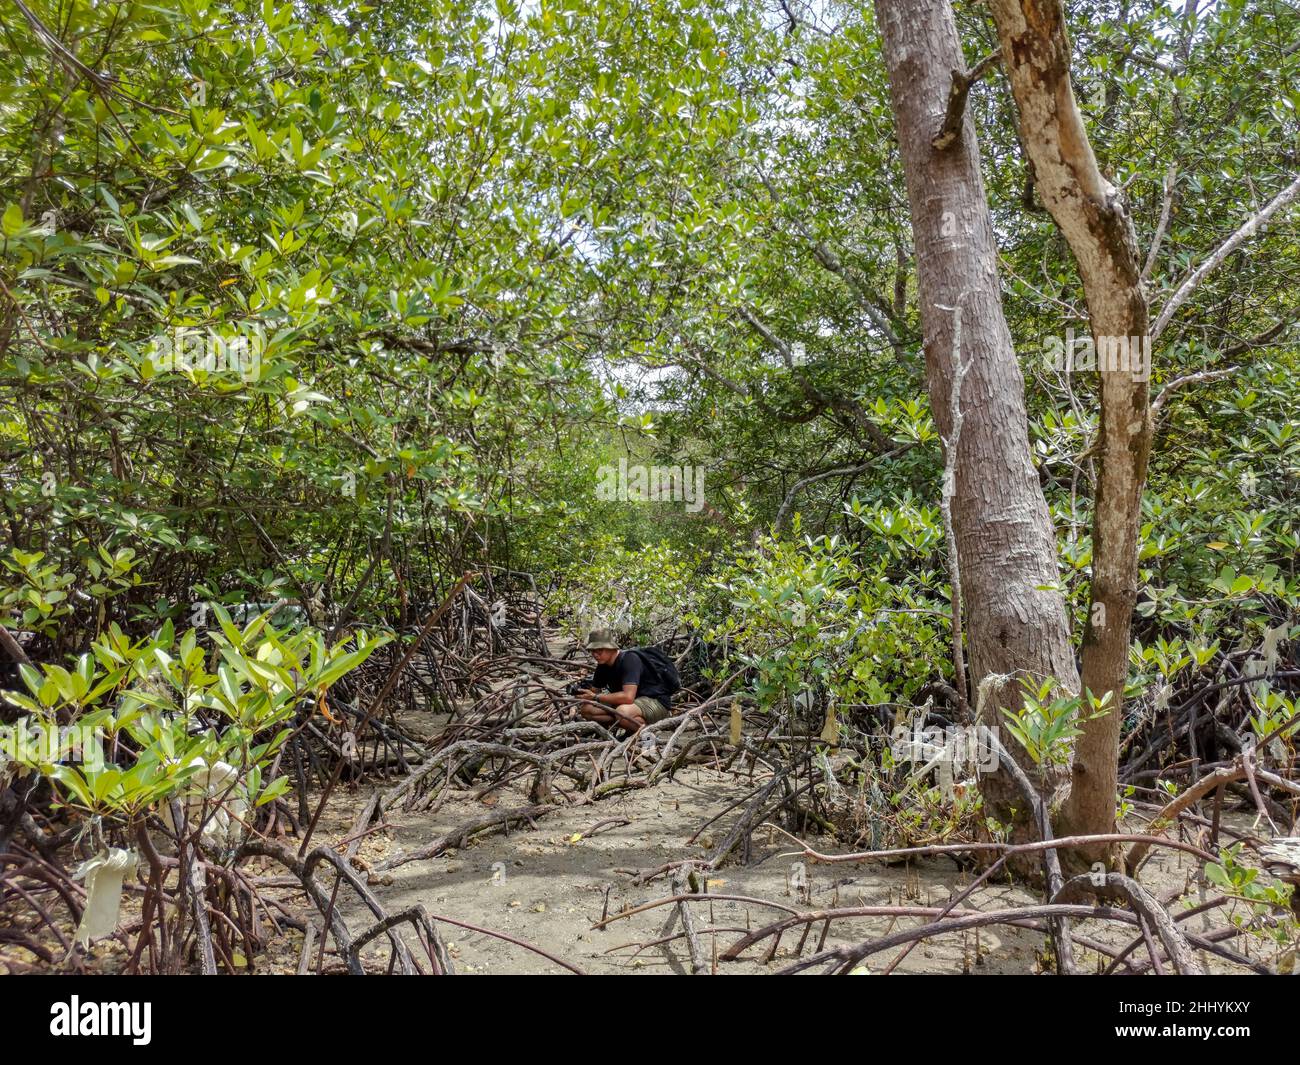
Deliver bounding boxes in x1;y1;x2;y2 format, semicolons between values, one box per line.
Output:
324;765;1054;974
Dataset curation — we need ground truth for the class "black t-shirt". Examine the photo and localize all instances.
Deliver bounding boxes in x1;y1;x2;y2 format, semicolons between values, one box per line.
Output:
590;649;671;707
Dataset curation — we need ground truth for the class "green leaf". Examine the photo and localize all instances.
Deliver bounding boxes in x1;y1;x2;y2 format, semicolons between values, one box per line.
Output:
1204;862;1232;889
49;765;96;809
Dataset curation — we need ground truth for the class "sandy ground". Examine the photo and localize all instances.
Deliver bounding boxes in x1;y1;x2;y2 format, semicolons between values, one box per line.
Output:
319;767;1055;975
308;749;1286;975
1;756;1282;975
3;674;1287;975
1;624;1282;976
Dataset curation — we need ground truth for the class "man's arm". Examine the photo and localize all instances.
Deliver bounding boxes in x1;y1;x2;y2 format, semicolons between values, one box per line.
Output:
594;683;638;707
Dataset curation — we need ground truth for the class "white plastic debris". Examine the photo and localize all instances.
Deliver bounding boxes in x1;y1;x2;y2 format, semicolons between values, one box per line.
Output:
639;728;658;755
162;757;248;848
1259;623;1287;678
1154;682;1172;713
1243;657;1268;706
74;847;137;947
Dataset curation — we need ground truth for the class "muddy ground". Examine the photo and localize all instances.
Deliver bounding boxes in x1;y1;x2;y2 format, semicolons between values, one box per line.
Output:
2;690;1284;976
310;758;1265;975
320;767;1035;974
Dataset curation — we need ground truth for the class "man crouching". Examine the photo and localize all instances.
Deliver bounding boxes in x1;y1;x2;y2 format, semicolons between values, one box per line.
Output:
573;628;673;734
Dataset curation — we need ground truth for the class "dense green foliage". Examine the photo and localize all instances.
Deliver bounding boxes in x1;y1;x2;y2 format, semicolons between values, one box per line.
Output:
3;0;1298;797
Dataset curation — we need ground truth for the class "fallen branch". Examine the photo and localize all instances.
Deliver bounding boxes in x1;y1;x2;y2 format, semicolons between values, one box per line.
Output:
374;804;550;873
1051;871;1204;975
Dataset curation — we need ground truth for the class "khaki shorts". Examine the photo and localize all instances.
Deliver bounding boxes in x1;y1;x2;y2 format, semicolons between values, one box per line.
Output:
634;696;671;725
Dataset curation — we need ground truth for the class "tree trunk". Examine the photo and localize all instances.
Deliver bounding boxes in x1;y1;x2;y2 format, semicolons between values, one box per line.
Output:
985;1;1154;852
873;0;1079;833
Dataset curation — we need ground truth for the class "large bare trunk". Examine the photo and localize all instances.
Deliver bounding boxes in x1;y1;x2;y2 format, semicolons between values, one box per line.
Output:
873;0;1079;831
985;1;1153;850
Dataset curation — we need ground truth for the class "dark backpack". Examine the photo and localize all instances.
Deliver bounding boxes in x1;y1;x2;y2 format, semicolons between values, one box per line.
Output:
629;646;681;697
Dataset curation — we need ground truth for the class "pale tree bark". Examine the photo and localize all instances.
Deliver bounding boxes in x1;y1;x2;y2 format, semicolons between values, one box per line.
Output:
873;0;1079;833
985;1;1153;850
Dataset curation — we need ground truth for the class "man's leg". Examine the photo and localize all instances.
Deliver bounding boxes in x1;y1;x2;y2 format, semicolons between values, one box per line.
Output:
610;703;647;733
577;700;616;726
578;699;645;733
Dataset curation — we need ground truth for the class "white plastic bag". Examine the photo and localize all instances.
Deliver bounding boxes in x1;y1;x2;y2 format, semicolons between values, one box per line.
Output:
74;847;137;947
162;757;248;848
